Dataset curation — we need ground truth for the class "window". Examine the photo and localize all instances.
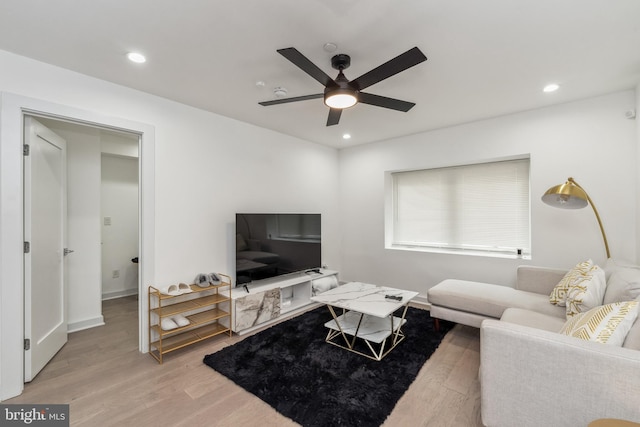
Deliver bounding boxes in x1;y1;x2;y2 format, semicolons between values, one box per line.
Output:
388;157;530;257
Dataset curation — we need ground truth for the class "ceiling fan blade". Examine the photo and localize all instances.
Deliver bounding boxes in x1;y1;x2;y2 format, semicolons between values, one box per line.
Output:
358;92;416;112
277;47;336;88
326;108;342;126
351;47;427;91
259;93;323;106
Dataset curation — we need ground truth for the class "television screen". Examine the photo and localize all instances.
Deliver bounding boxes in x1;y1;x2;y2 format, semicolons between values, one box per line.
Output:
235;213;321;285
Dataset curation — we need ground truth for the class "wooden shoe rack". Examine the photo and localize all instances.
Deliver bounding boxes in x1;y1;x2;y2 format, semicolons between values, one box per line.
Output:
148;274;232;364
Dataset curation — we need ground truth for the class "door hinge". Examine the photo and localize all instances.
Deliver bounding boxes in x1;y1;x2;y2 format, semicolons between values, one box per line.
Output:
24;241;30;253
24;339;30;351
23;144;30;156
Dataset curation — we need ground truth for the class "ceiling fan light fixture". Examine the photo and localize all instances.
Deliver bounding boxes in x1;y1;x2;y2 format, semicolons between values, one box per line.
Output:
324;89;357;109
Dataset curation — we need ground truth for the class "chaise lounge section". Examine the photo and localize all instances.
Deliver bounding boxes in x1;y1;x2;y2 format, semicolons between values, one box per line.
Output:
427;265;567;328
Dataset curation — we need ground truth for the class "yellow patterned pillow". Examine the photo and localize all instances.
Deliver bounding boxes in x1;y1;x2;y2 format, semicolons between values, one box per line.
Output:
550;259;594;306
560;301;639;346
565;265;606;318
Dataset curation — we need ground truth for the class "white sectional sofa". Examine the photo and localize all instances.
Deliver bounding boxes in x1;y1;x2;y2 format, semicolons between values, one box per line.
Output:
427;263;640;426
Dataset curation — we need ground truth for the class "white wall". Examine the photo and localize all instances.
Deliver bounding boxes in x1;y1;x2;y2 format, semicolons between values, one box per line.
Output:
101;154;139;299
338;90;638;297
0;49;340;400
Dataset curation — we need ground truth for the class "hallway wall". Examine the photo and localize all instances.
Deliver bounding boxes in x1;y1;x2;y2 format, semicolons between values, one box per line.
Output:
101;154;139;299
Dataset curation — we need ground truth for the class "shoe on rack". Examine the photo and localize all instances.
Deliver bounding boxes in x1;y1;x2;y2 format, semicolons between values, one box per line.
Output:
177;283;193;294
161;318;178;331
195;273;210;288
160;284;181;296
173;314;190;327
208;273;222;285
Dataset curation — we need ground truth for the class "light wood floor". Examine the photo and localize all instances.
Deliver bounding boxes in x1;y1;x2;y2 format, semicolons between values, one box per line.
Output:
7;296;482;427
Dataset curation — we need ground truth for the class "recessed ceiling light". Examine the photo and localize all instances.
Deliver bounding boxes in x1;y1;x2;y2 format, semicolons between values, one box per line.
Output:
127;52;146;63
543;83;560;93
342;133;351;140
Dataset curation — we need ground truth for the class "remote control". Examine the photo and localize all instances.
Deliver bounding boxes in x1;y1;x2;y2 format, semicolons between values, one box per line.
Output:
385;295;402;301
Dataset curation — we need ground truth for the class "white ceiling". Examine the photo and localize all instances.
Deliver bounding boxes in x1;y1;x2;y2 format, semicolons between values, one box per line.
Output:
1;0;639;148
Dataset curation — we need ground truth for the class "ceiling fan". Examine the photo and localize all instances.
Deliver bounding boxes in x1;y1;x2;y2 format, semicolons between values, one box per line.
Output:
259;46;427;126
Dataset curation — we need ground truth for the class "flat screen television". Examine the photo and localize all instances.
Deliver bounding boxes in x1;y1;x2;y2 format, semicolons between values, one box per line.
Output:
235;213;321;285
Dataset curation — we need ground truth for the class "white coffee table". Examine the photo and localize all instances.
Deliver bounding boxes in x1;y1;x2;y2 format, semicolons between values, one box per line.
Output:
310;281;419;361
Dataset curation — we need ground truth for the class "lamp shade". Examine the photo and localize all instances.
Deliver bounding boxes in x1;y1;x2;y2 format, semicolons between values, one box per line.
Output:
541;180;588;209
541;177;610;258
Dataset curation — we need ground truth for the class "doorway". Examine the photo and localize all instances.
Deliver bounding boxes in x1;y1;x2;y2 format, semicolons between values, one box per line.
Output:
23;117;141;380
39;117;141;298
0;93;156;401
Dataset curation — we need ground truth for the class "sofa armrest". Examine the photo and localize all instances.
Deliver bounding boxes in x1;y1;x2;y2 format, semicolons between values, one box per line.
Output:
480;319;640;427
515;265;566;295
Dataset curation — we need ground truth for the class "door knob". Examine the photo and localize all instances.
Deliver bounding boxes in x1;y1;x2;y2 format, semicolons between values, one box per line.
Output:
63;248;74;256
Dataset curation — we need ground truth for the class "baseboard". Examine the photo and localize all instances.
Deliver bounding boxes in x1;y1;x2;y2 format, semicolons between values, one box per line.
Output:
68;316;105;333
102;288;139;301
411;293;431;310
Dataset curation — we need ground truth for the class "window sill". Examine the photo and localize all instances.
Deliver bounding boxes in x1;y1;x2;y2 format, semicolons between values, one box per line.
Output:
386;244;532;260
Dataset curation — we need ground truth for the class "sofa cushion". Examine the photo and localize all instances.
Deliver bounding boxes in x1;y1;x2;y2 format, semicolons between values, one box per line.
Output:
549;259;594;306
559;301;639;346
500;307;565;332
428;279;566;320
604;269;640;305
565;265;606;318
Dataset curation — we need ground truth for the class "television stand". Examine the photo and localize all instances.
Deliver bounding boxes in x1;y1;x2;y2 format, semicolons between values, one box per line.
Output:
230;269;338;335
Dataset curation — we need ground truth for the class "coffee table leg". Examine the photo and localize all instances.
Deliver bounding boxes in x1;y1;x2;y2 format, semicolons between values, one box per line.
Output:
327;305;364;350
392;304;410;345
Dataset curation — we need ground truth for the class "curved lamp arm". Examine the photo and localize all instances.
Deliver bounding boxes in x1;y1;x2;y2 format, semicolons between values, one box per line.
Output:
541;177;610;259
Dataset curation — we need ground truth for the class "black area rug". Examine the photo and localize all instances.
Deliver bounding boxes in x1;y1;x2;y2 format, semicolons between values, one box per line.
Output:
203;307;453;427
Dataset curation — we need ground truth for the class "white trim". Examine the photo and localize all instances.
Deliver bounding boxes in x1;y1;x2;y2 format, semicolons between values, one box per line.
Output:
0;92;155;401
67;316;105;333
101;288;139;301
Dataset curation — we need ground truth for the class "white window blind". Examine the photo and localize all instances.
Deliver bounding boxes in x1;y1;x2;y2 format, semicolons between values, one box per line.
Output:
391;158;530;255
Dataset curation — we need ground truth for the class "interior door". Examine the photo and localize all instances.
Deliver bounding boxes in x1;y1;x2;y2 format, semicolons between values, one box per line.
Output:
24;116;68;382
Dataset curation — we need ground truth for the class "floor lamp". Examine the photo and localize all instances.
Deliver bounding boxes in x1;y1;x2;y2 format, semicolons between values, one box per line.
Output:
541;177;611;259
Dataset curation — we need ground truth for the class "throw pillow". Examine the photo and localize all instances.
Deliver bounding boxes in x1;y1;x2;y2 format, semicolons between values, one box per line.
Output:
550;259;594;307
560;300;640;346
565;265;606;318
604;268;640;305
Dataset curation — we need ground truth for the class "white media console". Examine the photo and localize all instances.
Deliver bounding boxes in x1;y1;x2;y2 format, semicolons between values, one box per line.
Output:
230;269;339;334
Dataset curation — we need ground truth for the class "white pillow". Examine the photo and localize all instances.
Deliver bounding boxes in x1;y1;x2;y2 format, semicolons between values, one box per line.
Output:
550;259;594;307
565;265;606;318
560;301;640;346
311;275;339;296
604;268;640;305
